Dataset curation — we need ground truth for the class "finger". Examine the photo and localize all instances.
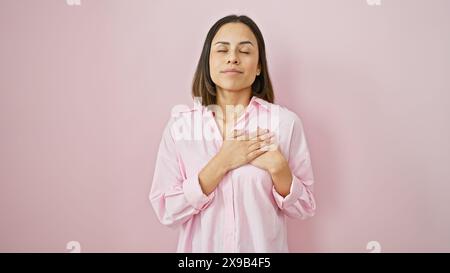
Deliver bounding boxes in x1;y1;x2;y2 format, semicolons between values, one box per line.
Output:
245;127;265;138
261;134;276;143
246;133;273;149
248;134;278;152
248;140;270;152
264;141;280;152
250;131;274;142
265;143;277;151
247;146;268;161
249;129;271;141
246;139;260;147
266;135;277;144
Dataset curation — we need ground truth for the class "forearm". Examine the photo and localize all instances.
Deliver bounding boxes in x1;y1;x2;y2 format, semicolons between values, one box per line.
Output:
270;160;293;197
198;154;230;195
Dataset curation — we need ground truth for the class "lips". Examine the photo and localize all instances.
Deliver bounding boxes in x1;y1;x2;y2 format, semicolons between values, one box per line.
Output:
221;69;243;73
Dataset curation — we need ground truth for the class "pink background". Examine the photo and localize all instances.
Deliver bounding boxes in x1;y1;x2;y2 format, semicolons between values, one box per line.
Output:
1;0;450;252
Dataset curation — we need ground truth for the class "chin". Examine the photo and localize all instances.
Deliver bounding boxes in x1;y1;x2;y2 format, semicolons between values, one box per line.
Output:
217;83;248;92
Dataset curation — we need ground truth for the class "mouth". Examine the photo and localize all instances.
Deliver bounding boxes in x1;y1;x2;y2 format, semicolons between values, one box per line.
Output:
221;70;243;75
222;71;242;75
221;69;243;74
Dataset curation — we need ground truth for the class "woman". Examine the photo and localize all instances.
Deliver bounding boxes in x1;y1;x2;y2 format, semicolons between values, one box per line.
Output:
149;14;316;252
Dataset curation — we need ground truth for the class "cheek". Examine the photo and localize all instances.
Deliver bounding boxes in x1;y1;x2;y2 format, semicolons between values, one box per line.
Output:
242;56;259;70
250;57;259;68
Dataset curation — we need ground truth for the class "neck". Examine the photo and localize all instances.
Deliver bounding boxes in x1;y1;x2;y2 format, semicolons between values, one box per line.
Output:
215;87;252;121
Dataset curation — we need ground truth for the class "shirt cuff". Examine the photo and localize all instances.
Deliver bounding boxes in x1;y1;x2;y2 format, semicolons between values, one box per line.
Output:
272;175;304;209
183;176;215;211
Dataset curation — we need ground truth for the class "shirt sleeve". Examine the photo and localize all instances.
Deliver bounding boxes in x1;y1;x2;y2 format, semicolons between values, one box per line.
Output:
149;115;215;228
272;113;316;219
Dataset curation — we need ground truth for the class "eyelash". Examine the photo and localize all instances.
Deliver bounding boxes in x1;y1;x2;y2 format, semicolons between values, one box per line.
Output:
217;50;250;54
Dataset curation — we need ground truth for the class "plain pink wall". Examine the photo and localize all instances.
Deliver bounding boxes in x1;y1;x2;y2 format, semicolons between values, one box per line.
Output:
1;0;449;252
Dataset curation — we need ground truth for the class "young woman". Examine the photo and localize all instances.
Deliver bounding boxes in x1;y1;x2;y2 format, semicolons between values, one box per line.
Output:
149;15;316;252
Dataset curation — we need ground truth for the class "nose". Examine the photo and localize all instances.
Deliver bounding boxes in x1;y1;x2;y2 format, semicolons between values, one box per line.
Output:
227;52;240;65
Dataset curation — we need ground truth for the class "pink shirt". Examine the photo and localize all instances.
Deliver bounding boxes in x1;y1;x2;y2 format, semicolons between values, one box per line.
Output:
149;96;316;252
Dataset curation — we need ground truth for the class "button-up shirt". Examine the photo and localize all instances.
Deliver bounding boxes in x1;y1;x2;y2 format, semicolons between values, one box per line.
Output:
149;96;316;252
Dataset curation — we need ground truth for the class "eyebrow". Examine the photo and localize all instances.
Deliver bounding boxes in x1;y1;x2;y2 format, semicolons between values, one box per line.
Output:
214;41;254;47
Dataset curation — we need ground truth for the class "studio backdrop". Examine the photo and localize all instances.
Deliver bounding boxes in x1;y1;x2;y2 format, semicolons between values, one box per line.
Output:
1;0;449;252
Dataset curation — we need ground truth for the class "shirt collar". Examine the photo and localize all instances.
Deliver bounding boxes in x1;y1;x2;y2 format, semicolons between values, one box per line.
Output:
191;95;270;114
250;96;270;111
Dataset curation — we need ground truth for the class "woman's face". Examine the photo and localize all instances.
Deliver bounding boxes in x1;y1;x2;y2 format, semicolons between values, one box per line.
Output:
209;22;260;93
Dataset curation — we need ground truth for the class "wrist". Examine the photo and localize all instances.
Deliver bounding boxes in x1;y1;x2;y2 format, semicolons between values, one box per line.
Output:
213;153;230;176
269;159;289;176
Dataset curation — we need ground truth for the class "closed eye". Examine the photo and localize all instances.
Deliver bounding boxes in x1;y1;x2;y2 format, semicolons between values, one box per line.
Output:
217;50;250;54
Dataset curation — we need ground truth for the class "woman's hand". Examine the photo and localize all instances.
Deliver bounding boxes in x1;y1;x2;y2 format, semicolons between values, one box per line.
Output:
250;137;293;197
249;137;287;175
216;127;273;172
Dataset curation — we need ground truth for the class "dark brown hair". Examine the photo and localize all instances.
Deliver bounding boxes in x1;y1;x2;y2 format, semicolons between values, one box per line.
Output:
192;14;274;106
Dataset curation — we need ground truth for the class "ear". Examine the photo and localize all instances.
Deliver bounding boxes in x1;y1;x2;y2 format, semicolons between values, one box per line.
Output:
257;64;261;75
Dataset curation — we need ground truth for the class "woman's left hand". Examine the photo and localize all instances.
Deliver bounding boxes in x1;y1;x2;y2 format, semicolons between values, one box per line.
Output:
250;136;293;197
250;141;288;175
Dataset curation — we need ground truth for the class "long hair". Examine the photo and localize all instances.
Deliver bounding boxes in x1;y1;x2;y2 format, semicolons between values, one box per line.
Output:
192;14;274;106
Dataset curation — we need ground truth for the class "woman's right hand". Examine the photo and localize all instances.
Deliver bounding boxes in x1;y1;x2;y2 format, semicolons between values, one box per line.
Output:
216;127;274;172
